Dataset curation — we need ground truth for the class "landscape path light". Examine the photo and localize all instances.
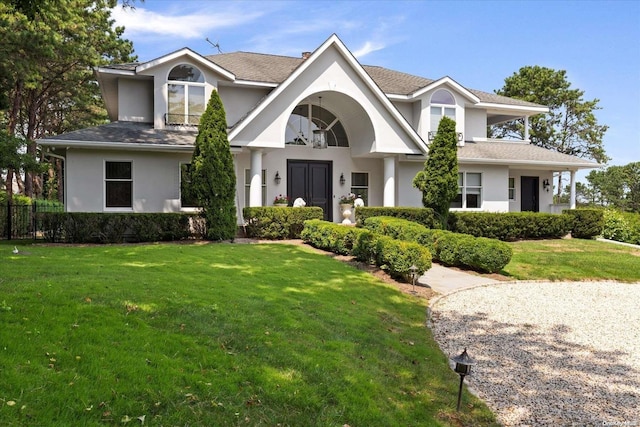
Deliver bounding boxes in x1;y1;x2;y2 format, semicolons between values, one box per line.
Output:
451;348;476;411
409;264;418;294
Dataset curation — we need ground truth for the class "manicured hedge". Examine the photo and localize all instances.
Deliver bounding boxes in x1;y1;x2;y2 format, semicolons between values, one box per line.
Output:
39;212;193;243
243;207;323;239
562;209;604;239
363;216;512;273
448;212;573;241
354;206;440;229
301;220;431;282
301;219;368;255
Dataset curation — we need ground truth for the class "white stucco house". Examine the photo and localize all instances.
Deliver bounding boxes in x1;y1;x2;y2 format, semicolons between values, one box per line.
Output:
39;34;597;223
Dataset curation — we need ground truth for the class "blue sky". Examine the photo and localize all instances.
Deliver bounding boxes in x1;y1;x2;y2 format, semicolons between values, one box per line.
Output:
112;0;640;179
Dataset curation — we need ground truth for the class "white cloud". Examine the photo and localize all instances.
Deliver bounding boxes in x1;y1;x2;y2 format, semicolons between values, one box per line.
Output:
352;40;386;59
111;6;262;39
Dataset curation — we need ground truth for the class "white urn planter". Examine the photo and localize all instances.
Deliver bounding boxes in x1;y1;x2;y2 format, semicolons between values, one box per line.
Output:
340;203;353;225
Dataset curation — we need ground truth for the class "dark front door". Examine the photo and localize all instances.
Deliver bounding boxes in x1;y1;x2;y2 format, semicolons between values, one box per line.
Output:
288;160;332;221
521;176;540;212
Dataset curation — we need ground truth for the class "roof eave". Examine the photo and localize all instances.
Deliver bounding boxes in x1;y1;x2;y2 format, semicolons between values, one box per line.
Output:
459;157;599;169
135;47;236;81
39;139;195;153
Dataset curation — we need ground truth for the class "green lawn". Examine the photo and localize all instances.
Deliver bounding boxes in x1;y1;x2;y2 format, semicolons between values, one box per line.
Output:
0;242;496;426
503;238;640;282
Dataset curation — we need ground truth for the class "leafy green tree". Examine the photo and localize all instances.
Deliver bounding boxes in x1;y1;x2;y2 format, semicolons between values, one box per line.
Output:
583;162;640;212
0;130;42;200
188;90;237;240
413;116;459;229
0;0;135;198
491;66;609;196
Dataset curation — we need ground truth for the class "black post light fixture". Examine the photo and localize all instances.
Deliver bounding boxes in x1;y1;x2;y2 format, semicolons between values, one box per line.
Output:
451;348;476;411
274;171;281;185
339;173;345;186
312;96;328;149
409;264;418;294
542;178;550;192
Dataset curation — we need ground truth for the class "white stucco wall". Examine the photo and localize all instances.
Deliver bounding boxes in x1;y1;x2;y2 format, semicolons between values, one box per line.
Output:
118;78;154;122
464;108;486;140
235;146;384;222
219;85;271;128
418;87;467;139
65;149;192;213
508;169;555;213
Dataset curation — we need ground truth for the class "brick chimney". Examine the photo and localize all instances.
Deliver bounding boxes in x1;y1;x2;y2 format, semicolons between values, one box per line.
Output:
301;52;311;60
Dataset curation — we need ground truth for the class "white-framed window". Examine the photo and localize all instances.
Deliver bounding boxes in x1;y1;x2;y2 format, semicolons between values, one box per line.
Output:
167;64;205;125
351;172;369;205
430;89;456;134
508;177;516;201
180;163;200;208
450;172;482;209
105;161;132;209
244;169;266;206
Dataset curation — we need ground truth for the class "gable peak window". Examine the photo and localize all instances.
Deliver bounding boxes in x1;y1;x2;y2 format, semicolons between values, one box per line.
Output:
429;89;456;139
167;64;205;126
285;103;349;147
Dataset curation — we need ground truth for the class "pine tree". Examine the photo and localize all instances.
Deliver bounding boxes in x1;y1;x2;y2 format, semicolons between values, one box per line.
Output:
413;116;459;229
189;90;237;240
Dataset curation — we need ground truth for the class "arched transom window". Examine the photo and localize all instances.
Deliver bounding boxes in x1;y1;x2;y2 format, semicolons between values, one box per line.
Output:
167;64;205;125
285;103;348;147
430;89;456;135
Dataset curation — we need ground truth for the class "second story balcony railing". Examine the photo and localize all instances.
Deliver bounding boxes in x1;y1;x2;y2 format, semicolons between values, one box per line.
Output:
428;131;464;142
164;113;202;126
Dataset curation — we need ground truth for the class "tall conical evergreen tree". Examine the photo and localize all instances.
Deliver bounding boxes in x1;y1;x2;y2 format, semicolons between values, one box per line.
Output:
412;116;459;229
189;89;237;240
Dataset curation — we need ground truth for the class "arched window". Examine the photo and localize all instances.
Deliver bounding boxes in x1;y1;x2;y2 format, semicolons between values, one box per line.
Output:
167;64;205;125
430;89;456;136
285;103;348;147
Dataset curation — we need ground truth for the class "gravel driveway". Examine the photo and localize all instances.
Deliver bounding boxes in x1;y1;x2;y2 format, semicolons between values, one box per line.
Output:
429;281;640;426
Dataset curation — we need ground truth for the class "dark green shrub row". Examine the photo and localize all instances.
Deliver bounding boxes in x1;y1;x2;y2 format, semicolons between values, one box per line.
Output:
448;212;573;241
39;212;194;243
355;206;440;229
300;219;367;255
364;216;512;273
562;209;604;239
301;220;431;282
243;207;323;239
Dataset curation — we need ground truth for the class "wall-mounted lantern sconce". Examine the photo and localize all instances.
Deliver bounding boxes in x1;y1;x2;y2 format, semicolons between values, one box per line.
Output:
542;178;550;192
339;173;345;186
275;171;281;185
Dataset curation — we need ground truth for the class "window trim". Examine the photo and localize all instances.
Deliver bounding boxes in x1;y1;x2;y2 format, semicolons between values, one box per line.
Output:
350;172;369;206
179;162;201;211
167;63;206;126
429;89;457;135
104;160;133;211
508;177;516;201
450;171;483;210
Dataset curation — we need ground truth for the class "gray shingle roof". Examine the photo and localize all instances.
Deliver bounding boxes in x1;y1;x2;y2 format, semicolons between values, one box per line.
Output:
41;122;196;146
98;50;543;108
458;141;598;167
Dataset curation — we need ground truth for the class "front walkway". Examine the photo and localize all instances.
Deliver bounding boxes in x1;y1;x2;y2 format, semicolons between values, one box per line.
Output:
418;263;500;294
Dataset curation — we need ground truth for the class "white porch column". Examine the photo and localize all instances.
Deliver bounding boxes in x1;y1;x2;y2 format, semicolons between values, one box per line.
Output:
570;170;577;209
249;149;263;207
524;115;530;141
383;156;395;207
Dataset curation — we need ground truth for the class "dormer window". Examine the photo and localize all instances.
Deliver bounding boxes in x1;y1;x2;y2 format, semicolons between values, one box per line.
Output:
167;64;205;125
430;89;456;135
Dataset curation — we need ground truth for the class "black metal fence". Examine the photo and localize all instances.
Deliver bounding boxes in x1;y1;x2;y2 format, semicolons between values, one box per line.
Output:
0;201;64;240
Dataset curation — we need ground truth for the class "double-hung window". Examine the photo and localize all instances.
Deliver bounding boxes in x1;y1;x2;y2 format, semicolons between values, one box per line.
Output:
350;172;369;205
430;89;456;136
508;177;516;201
180;163;200;208
451;172;482;209
167;64;205;125
105;161;132;209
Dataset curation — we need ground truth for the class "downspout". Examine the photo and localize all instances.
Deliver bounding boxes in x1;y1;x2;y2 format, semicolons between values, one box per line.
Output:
43;150;67;210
